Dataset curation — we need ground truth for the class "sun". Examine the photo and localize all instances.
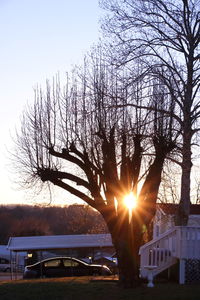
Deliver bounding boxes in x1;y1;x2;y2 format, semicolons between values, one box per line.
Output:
123;192;137;210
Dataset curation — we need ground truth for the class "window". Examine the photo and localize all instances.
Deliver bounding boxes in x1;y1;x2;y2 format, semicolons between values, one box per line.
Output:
44;259;61;267
156;225;160;237
0;258;9;264
63;259;79;267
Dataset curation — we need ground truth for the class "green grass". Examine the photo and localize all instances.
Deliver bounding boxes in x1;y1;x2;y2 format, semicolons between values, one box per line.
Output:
0;277;200;300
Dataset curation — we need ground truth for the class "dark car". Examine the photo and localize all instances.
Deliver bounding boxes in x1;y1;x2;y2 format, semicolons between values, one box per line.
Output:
0;257;11;272
23;256;112;279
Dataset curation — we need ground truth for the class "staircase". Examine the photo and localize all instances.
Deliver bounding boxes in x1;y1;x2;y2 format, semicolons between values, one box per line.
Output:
139;226;200;285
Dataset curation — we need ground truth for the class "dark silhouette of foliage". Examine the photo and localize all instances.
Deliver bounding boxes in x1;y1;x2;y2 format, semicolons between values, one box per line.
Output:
0;204;108;244
13;47;177;287
100;0;200;225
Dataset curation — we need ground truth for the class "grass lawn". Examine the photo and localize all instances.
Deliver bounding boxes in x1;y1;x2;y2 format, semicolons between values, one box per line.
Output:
0;277;200;300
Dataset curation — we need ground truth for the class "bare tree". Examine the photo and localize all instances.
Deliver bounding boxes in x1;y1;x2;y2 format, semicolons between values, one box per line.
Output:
100;0;200;225
158;162;181;203
14;51;176;287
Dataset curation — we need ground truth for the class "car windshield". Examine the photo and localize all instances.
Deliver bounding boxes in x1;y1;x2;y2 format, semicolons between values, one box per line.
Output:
72;258;88;265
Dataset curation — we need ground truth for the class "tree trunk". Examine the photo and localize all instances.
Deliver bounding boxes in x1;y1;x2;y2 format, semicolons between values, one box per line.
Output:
102;206;143;287
177;126;192;225
114;218;143;287
176;59;193;225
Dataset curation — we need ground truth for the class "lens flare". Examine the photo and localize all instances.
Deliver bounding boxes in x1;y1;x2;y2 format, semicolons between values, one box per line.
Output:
123;192;137;210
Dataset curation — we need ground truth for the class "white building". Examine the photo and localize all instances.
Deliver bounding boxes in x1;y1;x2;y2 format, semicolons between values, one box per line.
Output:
153;203;200;238
140;203;200;286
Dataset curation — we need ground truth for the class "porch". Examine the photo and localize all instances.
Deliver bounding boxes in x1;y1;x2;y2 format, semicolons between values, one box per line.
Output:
139;226;200;286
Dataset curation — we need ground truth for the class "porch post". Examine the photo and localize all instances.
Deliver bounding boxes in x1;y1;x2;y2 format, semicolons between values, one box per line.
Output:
10;250;13;280
179;259;185;284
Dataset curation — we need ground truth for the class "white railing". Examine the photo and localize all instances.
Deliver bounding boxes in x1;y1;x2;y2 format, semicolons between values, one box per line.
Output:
139;226;200;279
176;226;200;259
139;227;178;278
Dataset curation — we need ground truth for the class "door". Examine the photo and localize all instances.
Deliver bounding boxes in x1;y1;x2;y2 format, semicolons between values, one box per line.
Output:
43;259;64;277
63;258;88;276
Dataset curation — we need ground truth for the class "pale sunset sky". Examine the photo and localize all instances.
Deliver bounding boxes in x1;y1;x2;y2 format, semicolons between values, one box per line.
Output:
0;0;103;206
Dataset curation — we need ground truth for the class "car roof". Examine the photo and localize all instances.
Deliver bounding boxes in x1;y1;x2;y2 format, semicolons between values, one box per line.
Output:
27;256;88;267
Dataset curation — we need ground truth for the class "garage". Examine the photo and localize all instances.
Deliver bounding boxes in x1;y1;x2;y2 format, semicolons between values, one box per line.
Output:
7;233;114;279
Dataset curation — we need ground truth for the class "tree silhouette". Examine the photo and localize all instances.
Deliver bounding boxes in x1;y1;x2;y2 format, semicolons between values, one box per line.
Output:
13;50;177;286
101;0;200;225
0;204;108;244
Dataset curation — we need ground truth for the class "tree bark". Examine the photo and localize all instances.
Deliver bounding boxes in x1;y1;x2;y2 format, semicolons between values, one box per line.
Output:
100;205;143;287
177;119;192;225
176;52;194;225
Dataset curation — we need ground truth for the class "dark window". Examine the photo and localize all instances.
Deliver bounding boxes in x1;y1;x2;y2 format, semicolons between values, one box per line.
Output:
44;259;61;267
63;259;79;267
0;258;9;264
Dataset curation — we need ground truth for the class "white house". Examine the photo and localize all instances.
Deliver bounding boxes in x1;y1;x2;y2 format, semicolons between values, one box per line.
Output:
153;203;200;239
140;203;200;286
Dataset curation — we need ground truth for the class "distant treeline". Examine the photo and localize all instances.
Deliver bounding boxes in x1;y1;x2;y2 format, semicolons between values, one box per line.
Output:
0;204;108;244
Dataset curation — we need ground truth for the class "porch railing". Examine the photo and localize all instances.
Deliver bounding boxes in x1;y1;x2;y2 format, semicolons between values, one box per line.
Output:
139;226;200;280
176;226;200;259
139;227;177;278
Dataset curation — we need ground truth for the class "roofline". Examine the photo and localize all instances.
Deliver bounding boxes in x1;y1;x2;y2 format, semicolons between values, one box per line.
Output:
157;206;166;216
8;244;113;252
7;233;113;252
7;237;12;250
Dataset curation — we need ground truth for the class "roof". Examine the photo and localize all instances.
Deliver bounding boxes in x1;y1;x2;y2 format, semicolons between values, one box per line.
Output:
157;203;200;215
0;245;9;255
7;234;113;252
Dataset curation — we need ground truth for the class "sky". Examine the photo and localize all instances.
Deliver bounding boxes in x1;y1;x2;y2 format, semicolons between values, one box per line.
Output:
0;0;103;206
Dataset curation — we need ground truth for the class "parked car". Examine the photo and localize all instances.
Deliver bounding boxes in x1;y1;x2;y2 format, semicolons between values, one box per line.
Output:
23;256;112;279
93;256;118;275
0;257;11;272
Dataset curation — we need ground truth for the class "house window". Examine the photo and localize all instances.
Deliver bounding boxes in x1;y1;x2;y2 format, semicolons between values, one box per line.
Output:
156;225;160;237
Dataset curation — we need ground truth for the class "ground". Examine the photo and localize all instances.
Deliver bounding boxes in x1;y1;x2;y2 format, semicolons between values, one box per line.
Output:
0;274;200;300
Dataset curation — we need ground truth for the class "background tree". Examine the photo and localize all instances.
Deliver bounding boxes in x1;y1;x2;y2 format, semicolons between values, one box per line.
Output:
100;0;200;225
10;216;51;237
0;204;108;244
158;162;181;204
0;211;15;244
13;49;177;287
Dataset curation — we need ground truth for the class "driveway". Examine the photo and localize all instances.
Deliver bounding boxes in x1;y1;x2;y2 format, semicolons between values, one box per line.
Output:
0;272;23;281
